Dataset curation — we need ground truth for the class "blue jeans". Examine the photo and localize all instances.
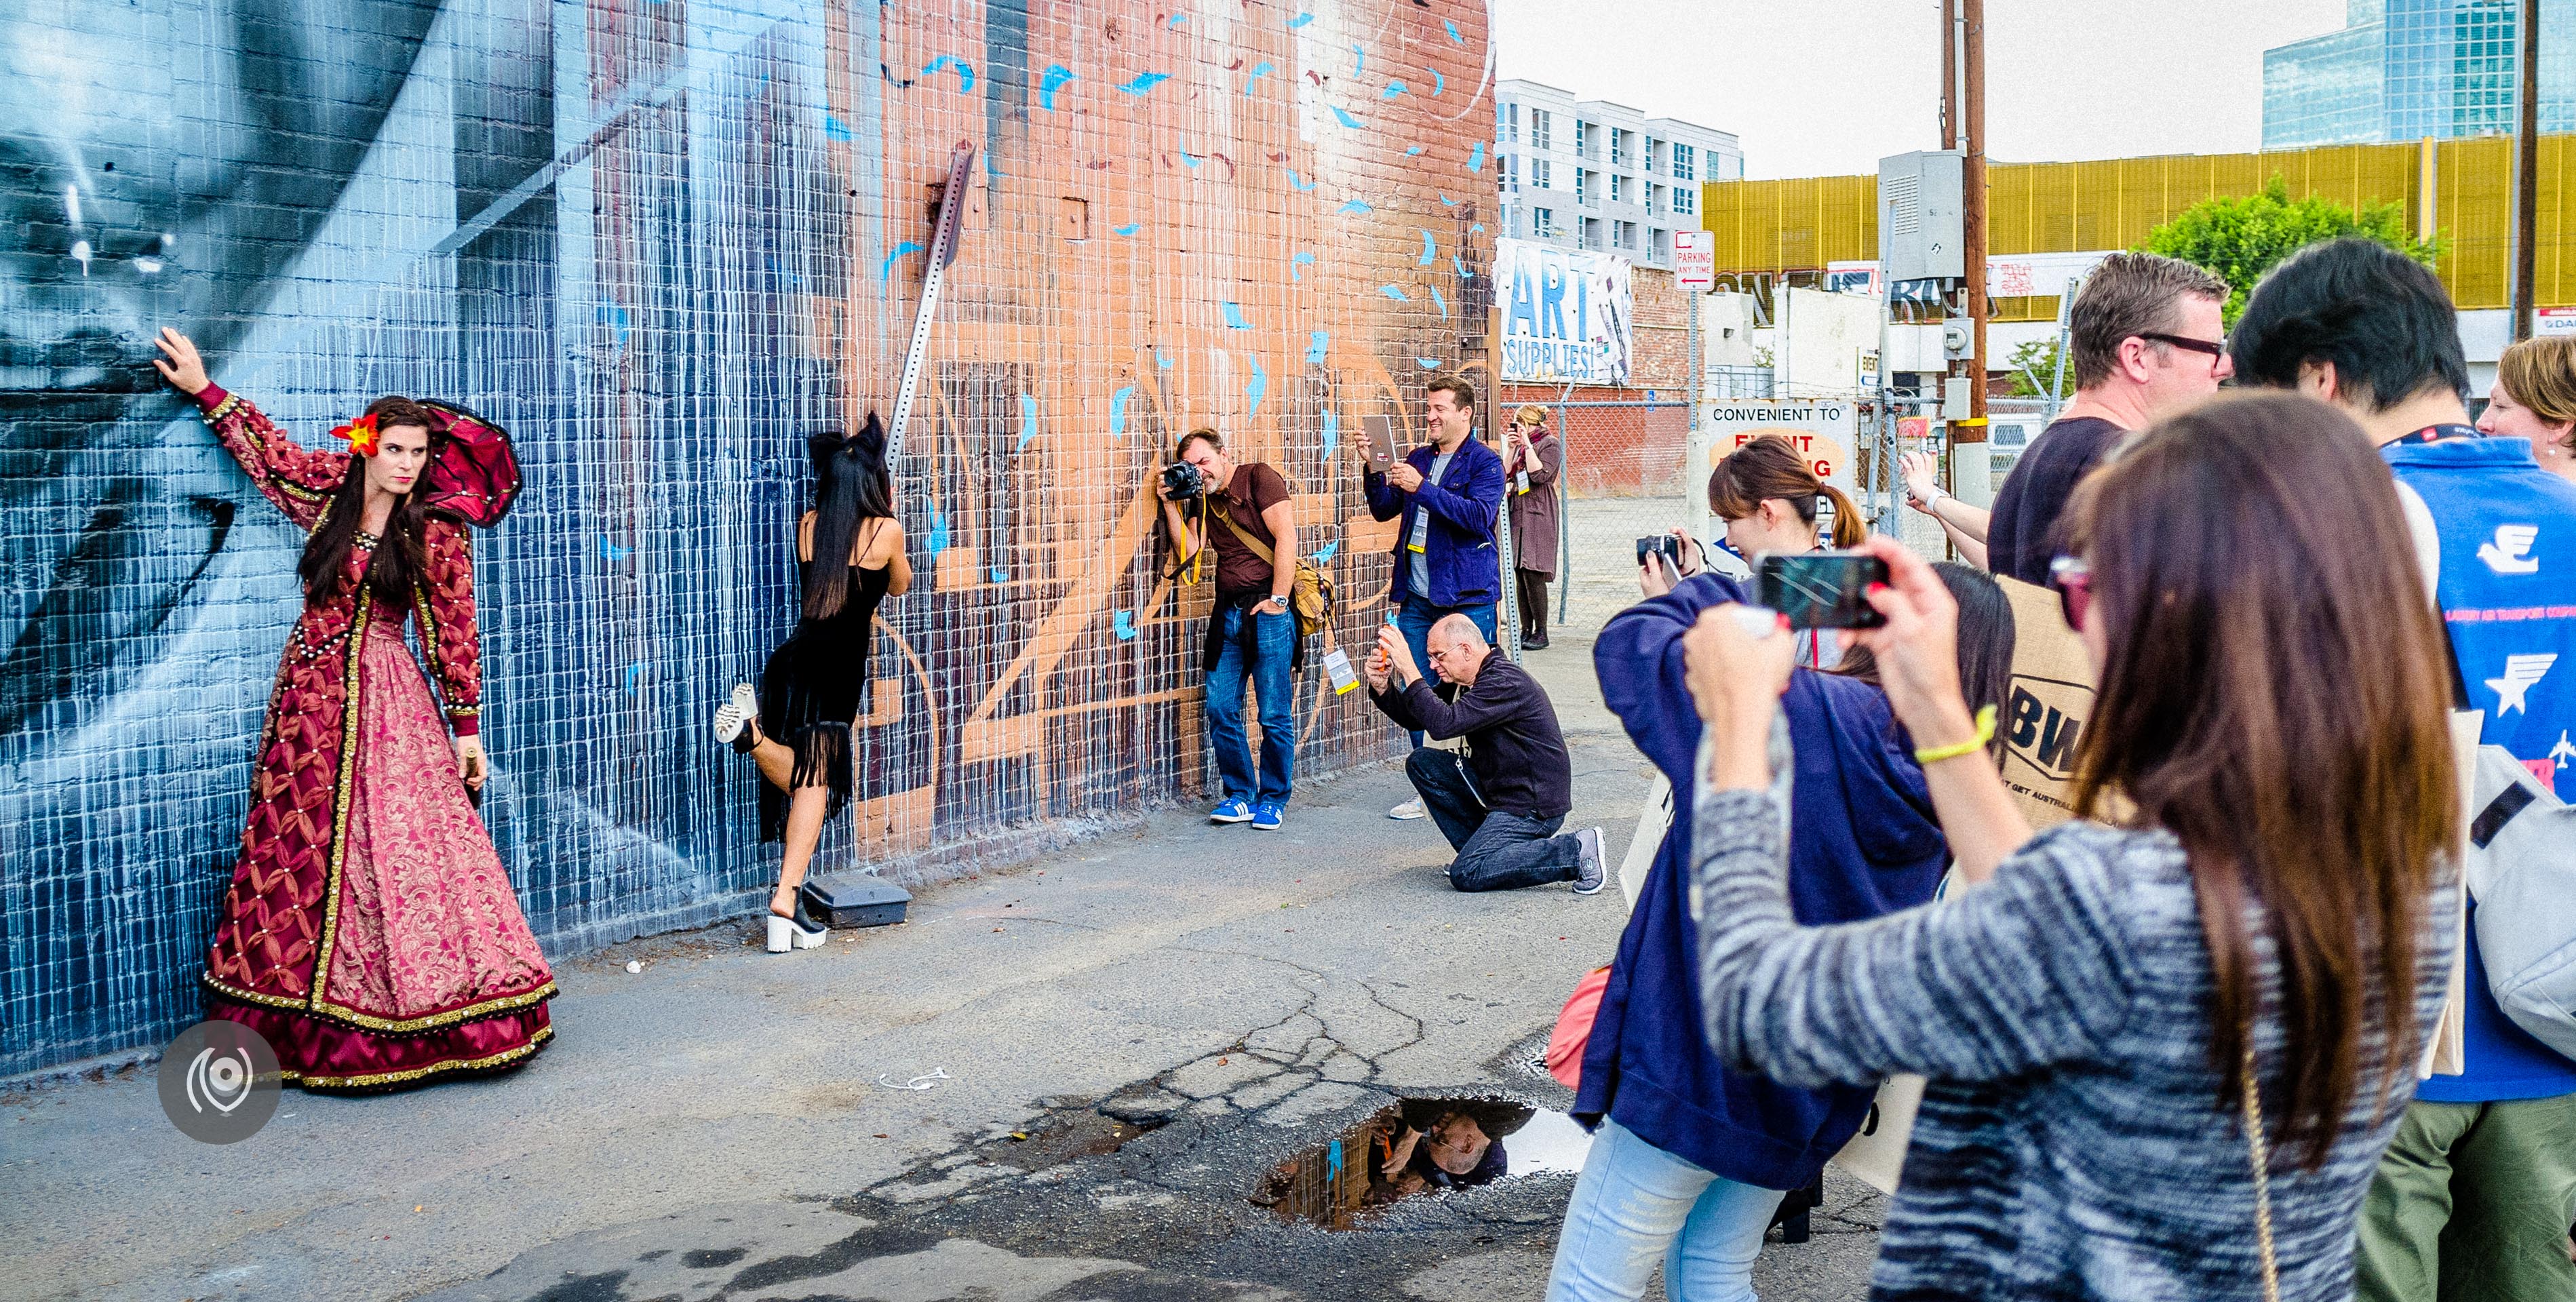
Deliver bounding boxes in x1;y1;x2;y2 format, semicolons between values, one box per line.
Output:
1545;1118;1785;1302
1405;748;1580;891
1205;604;1295;804
1393;597;1498;749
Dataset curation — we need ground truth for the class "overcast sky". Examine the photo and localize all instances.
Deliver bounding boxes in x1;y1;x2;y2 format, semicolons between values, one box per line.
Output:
1489;0;2351;179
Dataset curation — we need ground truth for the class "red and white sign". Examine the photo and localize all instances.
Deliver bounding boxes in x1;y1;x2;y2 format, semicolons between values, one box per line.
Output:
1674;230;1715;291
2537;307;2576;336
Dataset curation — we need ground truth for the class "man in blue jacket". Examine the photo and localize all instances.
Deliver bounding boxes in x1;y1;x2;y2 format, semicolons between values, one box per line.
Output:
1366;374;1506;818
2231;238;2576;1302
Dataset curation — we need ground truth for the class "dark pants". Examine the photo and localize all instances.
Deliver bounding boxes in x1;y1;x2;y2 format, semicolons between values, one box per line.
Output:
1516;569;1550;643
1404;748;1580;892
1206;604;1295;804
1394;598;1498;749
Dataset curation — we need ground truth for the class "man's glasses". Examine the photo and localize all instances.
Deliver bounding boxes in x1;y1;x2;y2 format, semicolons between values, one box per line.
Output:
2047;555;2093;631
2136;331;2227;359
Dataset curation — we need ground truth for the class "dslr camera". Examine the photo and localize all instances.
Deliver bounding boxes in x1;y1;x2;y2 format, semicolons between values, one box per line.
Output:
1160;460;1208;500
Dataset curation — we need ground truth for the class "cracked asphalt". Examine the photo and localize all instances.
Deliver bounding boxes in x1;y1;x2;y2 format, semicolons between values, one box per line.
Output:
0;633;1885;1301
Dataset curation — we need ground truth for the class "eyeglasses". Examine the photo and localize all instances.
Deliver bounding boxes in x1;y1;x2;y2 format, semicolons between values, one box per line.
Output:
2136;331;2227;359
2047;555;2093;631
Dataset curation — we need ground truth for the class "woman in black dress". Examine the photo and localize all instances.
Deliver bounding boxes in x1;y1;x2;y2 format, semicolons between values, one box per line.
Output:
715;416;912;952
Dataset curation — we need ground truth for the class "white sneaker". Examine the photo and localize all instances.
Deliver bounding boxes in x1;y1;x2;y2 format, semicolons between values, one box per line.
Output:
714;682;758;751
1388;797;1426;821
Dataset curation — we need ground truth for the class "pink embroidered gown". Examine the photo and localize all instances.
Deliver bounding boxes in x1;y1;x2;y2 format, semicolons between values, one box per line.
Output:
192;384;555;1090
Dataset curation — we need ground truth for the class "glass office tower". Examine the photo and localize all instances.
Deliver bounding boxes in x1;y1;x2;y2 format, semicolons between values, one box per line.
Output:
2263;0;2576;148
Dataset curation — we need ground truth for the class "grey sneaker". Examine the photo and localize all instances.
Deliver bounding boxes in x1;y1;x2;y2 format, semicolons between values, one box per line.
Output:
1572;827;1606;894
1388;797;1426;821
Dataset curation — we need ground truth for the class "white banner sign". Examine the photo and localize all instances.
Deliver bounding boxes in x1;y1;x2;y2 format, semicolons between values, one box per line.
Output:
1690;400;1859;548
1827;250;2115;300
1499;237;1633;386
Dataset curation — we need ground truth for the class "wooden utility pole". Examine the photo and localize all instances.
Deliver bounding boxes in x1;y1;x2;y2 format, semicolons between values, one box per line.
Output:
1940;0;1957;151
1962;0;1989;436
2515;0;2540;342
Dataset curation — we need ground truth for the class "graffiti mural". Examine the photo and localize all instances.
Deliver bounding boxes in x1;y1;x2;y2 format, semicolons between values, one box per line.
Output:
0;0;1496;1075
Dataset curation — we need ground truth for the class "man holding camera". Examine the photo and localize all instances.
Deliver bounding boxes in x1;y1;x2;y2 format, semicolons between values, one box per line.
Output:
1160;428;1299;831
1365;614;1603;894
1365;374;1506;820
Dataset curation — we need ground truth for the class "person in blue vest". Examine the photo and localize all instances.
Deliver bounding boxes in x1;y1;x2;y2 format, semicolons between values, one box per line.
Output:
1365;373;1506;821
1545;558;2016;1301
2231;237;2576;1302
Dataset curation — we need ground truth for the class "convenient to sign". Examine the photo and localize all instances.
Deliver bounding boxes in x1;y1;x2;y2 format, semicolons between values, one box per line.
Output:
1690;399;1858;545
2537;307;2576;336
1498;236;1634;387
1673;229;1715;292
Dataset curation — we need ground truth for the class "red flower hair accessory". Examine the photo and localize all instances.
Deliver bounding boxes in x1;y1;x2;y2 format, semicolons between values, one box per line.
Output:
330;412;382;456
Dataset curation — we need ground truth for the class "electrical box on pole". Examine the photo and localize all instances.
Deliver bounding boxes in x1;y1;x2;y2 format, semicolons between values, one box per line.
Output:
1877;151;1966;283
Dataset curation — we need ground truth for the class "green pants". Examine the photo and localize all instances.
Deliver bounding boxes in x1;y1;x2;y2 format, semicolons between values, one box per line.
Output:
2356;1092;2576;1302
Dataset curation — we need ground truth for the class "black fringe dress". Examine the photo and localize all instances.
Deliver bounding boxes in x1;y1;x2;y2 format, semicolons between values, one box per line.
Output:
756;561;892;841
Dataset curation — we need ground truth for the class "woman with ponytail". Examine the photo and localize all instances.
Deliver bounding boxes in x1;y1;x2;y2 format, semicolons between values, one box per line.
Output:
713;415;911;953
152;328;555;1091
1647;435;1864;668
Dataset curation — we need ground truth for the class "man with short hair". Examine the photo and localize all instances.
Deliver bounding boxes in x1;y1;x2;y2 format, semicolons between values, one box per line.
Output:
1365;374;1506;820
1159;427;1299;831
2231;236;2576;1302
1935;251;2231;583
1365;614;1603;894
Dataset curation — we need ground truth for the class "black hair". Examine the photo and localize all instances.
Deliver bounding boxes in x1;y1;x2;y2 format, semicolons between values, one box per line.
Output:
299;395;435;606
1837;561;2016;761
803;412;895;620
2228;237;2467;412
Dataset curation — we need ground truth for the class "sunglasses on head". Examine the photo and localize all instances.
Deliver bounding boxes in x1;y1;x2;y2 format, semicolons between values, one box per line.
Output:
2047;555;2092;631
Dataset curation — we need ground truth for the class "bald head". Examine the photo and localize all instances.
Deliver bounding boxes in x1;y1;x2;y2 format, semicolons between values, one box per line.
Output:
1426;614;1492;686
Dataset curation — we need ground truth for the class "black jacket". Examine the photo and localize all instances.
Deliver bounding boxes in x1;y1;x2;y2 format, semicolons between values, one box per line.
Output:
1369;656;1569;819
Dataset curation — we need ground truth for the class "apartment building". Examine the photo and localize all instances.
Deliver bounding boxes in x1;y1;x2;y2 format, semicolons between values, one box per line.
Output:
1493;78;1744;269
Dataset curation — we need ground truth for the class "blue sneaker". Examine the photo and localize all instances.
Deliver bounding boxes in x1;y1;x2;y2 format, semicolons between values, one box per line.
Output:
1209;797;1254;824
1251;801;1285;831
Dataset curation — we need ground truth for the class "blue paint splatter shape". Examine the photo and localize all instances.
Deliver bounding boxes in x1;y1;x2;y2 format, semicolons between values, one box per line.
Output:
1168;12;1186;25
920;55;975;93
823;114;853;142
596;304;631;347
1430;285;1449;317
1180;147;1203;169
1337;198;1373;215
625;663;643;695
1405;146;1424;156
1445;18;1464;42
1288;12;1313;28
1468;222;1487;234
1223;302;1253;330
1418;229;1437;264
990;565;1009;583
1156;348;1173;370
1245;355;1269;417
1380;283;1408;300
1415;357;1441;370
1467;141;1485;174
1453;254;1471;279
1114;610;1138;641
1330;105;1363;130
1321;409;1340;459
599;533;632;563
1311;539;1340;563
882;241;925;283
1291;250;1316;282
1287;169;1319;192
1112;222;1141;237
1439;193;1456;206
1382;80;1406;98
1245;62;1274;95
1117;72;1170;95
1430;68;1445;96
1017;391;1039;451
1328;1138;1344;1178
1039;64;1076;111
1306;330;1329;365
1350;43;1365;75
1109;385;1135;438
926;501;950;557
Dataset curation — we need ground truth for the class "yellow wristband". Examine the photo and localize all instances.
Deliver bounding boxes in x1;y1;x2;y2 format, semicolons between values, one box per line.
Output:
1912;704;1997;765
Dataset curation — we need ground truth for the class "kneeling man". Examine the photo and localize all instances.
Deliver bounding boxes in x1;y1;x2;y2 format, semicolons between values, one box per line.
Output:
1367;614;1603;893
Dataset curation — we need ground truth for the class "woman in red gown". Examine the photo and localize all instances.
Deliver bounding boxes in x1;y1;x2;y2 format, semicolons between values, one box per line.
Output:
154;329;555;1090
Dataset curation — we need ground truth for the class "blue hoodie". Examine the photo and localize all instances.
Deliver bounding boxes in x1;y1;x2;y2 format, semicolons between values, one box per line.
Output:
1577;575;1949;1189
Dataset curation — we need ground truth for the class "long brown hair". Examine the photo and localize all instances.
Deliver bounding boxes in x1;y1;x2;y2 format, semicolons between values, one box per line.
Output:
2063;392;2456;1168
1706;435;1863;548
299;396;435;605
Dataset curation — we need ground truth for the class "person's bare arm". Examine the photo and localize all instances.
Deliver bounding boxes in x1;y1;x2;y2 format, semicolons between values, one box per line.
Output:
1259;495;1296;615
872;519;913;596
1934;516;1989;569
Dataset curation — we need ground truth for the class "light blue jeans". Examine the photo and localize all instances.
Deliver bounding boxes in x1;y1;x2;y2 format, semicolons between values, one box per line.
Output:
1545;1117;1786;1302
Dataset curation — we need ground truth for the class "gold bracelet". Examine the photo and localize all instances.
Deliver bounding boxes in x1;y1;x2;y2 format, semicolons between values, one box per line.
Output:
1913;705;1997;765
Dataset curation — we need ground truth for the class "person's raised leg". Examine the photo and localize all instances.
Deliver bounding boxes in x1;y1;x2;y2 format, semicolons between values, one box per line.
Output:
1544;1117;1718;1301
1202;606;1257;814
1664;1175;1787;1302
2356;1099;2477;1302
1250;608;1297;812
1403;747;1486;850
1447;810;1580;892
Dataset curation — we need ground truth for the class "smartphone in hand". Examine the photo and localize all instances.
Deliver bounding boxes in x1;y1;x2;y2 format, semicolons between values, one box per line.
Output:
1758;551;1890;629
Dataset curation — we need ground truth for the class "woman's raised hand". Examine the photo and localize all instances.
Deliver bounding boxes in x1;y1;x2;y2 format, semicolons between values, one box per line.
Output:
1898;450;1942;511
1846;536;1978;749
151;328;210;395
1681;604;1797;732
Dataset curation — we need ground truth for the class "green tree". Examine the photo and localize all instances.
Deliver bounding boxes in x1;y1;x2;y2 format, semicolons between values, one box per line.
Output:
2003;337;2065;398
2139;176;2443;326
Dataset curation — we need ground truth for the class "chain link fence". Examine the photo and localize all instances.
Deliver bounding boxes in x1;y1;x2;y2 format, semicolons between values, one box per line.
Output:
1508;398;1698;641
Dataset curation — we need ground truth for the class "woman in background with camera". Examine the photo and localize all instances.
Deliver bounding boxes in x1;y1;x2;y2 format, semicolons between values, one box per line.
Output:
1682;395;2461;1299
1502;403;1563;648
714;415;911;953
1645;434;1866;671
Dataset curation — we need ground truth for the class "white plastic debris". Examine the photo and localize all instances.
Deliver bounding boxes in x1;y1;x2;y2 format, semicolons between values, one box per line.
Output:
625;960;643;974
876;1067;952;1091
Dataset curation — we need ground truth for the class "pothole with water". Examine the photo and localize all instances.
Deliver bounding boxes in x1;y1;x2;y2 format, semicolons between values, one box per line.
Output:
1250;1096;1592;1230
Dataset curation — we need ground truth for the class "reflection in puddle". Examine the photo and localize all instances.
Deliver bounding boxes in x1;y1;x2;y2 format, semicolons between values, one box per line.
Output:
1252;1099;1592;1230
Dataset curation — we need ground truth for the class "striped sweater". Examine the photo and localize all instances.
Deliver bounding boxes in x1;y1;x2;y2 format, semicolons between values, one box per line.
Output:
1690;732;2458;1301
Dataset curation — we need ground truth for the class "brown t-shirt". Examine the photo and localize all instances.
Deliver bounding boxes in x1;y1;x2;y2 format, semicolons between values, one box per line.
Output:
1206;461;1289;597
